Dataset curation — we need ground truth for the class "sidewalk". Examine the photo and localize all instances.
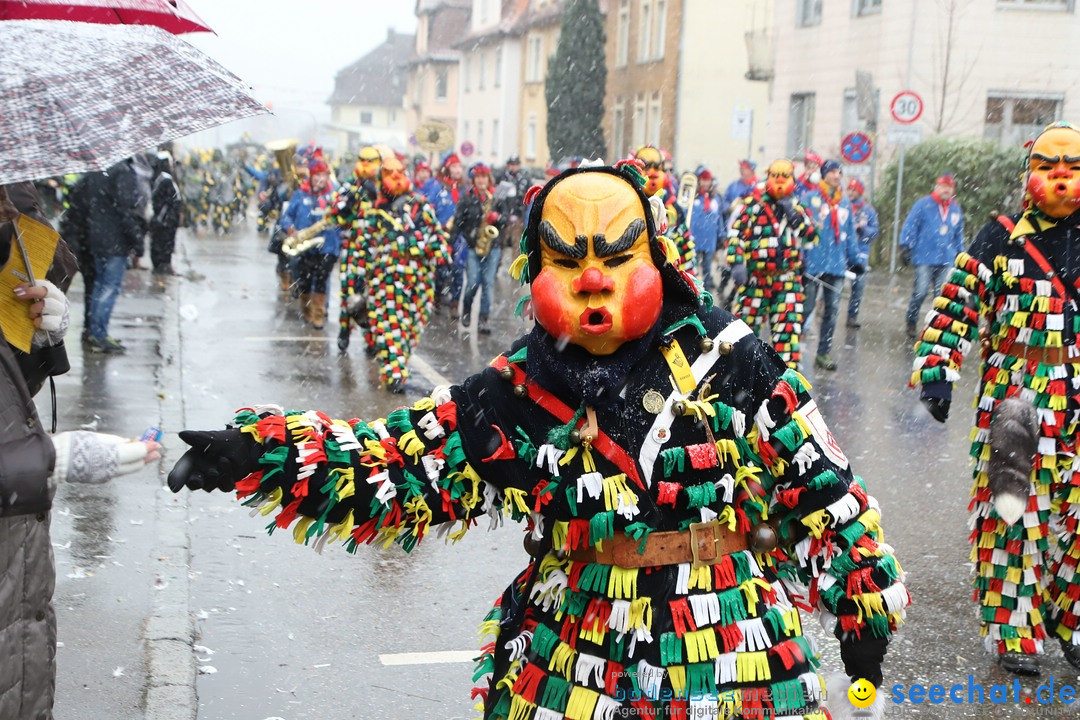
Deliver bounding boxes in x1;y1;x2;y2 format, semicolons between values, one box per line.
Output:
46;265;195;719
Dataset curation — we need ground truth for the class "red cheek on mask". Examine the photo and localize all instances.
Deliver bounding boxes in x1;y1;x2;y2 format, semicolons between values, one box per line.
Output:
1028;174;1049;206
531;269;574;338
619;265;663;339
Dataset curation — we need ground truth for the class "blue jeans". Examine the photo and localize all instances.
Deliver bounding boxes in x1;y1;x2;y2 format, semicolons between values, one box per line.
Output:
906;264;951;327
803;273;842;357
848;270;867;320
463;246;502;319
88;255;128;340
696;250;715;292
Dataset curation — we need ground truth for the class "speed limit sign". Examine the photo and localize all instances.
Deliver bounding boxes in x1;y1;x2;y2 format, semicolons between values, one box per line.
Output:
890;91;923;124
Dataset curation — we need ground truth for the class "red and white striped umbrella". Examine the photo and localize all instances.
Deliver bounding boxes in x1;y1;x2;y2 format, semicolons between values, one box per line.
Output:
0;20;267;184
0;0;212;35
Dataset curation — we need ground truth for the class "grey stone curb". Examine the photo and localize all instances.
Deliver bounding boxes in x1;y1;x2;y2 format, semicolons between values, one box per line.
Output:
144;272;196;720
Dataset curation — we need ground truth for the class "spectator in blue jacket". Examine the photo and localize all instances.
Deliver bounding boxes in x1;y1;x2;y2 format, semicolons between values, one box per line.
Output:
721;159;757;228
802;159;860;371
280;154;341;330
845;178;880;329
690;168;724;292
900;173;964;338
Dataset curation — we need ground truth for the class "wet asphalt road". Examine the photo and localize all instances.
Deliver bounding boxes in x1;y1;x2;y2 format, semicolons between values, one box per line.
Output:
44;215;1080;719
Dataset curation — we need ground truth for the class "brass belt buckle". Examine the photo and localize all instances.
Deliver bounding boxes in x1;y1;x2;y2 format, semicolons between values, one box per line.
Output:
689;520;722;568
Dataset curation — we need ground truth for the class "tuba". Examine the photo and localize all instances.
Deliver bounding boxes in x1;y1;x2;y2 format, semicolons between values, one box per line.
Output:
475;193;498;258
266;138;299;191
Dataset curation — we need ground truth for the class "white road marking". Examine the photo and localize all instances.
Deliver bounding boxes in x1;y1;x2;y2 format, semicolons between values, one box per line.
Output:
244;336;332;342
379;650;476;666
409;354;453;388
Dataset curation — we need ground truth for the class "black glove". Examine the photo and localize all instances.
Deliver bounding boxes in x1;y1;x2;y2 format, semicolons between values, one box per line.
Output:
730;264;748;287
840;635;887;688
848;262;866;276
899;246;912;265
167;429;261;493
920;381;952;423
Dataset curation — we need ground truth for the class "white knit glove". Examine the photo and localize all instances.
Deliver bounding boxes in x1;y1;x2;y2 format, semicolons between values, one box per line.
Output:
15;279;70;349
51;431;160;485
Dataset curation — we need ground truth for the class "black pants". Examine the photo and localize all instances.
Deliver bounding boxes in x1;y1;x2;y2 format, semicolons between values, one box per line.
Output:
150;227;177;270
77;248;95;330
294;253;336;294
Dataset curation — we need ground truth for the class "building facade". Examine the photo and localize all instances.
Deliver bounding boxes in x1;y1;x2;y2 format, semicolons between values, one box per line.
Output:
766;0;1080;172
604;0;682;162
455;0;528;167
516;0;565;169
326;29;415;154
404;0;471;158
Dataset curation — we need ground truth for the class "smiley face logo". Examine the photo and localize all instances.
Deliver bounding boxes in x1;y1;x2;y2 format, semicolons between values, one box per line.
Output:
847;678;876;708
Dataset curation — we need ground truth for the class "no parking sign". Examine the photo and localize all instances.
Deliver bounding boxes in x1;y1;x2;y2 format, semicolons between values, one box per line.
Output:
840;132;873;164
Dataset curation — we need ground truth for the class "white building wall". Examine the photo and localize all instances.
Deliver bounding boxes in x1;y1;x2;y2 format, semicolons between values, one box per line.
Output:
766;1;1080;173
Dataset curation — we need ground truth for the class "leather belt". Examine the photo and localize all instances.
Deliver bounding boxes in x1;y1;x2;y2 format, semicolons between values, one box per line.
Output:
568;521;747;569
991;339;1077;366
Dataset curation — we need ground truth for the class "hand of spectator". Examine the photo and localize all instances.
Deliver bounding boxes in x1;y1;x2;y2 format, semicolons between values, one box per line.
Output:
51;431;162;485
14;280;67;333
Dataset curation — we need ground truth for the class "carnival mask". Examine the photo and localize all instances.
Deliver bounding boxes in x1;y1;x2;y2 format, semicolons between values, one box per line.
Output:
531;173;663;355
1026;124;1080;219
635;146;666;197
765;160;796;199
380;157;411;197
355;146;381;181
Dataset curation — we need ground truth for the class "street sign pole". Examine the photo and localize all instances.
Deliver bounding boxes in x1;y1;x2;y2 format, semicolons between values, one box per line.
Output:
890;146;906;274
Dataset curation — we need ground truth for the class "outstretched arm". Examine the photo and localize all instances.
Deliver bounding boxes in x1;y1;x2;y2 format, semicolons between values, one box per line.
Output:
169;372;532;554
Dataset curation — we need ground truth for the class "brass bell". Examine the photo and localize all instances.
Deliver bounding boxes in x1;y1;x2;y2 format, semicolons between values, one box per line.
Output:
523;533;546;558
980;338;992;351
513;384;528;398
717;340;734;356
569;429;582;446
749;524;778;553
672;400;687;416
700;337;715;353
499;366;515;381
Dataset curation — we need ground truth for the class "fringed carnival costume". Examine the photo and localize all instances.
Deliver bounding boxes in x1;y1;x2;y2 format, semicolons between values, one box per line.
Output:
171;165;908;718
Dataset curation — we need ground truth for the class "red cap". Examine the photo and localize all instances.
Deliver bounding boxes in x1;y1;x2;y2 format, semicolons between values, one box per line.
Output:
308;148;328;175
414;161;431;173
936;173;956;187
847;178;865;195
804;150;824;167
442;153;461;168
697;169;714;181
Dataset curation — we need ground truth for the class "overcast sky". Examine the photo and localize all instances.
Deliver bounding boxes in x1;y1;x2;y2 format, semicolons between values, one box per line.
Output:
186;1;418;119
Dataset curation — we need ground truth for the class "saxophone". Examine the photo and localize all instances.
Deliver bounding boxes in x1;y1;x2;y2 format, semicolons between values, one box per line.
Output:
474;192;498;258
281;217;329;257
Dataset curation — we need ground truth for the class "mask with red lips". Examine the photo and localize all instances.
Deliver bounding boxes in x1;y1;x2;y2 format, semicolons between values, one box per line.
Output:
530;172;663;356
634;146;667;197
1026;123;1080;219
765;159;796;199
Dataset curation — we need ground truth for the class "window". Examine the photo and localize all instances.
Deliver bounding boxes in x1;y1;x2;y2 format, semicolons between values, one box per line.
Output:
526;114;537;160
787;92;815;156
492;119;500;156
527;35;543;82
985;93;1063;146
494;47;502;87
479;52;486;90
648;94;662;147
464;120;470;144
653;0;666;59
479;0;488;24
464;56;471;92
632;94;646;148
413;70;424;105
478;120;485;156
797;0;823;26
612;100;626;160
637;0;652;63
360;111;373;125
389;109;396;123
853;0;882;15
842;89;859;136
997;0;1073;8
616;2;630;67
435;68;448;101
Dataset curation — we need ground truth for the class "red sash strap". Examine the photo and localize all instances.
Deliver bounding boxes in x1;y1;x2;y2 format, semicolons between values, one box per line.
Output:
1000;215;1080;302
489;356;645;490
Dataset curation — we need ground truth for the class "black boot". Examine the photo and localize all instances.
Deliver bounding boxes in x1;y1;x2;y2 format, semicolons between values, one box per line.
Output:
478;315;492;335
999;651;1040;676
337;327;350;353
1061;639;1080;670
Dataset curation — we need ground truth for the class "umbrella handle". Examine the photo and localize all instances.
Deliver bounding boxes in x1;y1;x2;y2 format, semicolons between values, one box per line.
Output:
0;188;37;286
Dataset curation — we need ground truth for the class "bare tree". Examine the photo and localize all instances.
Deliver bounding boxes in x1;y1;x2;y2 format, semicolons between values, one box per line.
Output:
926;0;981;134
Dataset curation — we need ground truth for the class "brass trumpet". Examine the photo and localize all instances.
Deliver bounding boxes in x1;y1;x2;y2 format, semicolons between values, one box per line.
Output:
282;217;330;257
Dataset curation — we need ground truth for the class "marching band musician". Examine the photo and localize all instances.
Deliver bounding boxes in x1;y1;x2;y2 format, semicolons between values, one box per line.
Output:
280;151;340;330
